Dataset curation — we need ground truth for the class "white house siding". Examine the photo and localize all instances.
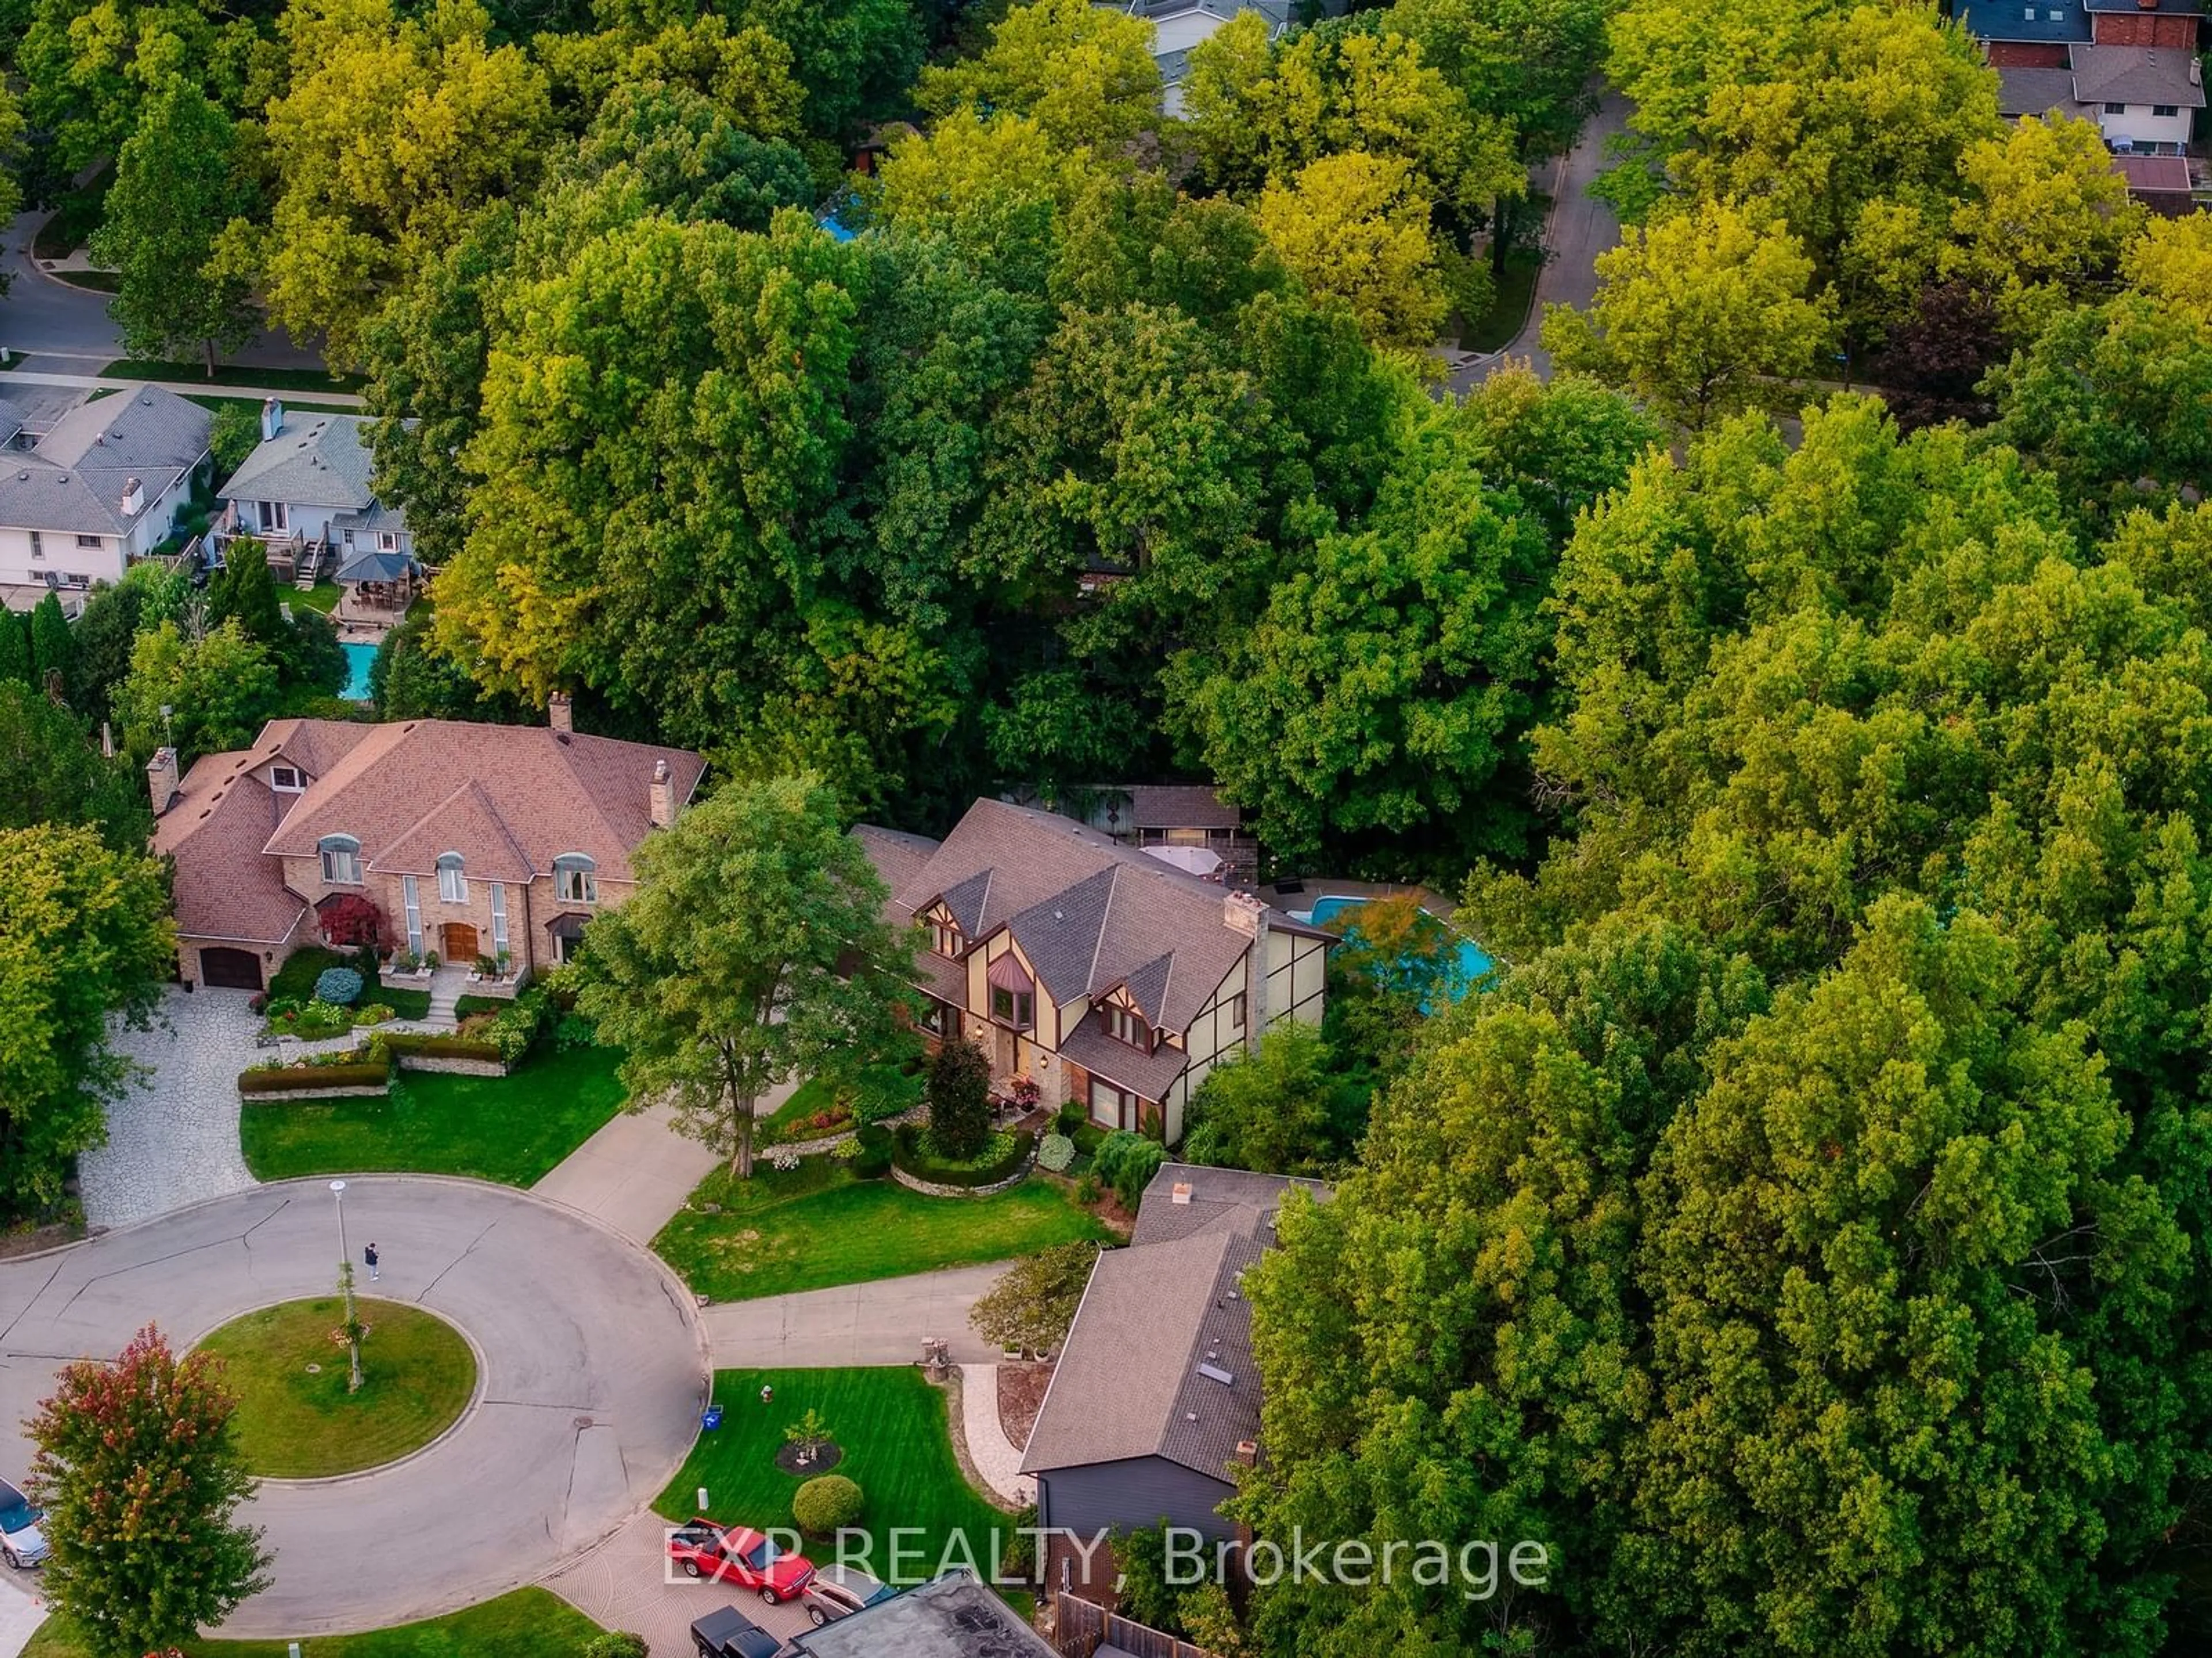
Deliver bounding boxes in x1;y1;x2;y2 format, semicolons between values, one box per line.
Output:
2097;103;2196;149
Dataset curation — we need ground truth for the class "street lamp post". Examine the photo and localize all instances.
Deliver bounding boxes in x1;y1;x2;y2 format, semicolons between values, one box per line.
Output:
331;1180;361;1394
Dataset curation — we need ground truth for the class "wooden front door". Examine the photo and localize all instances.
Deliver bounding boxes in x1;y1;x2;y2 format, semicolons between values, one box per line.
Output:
441;922;479;963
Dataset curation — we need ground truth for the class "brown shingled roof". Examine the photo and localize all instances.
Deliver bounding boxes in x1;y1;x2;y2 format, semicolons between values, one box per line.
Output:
153;747;310;945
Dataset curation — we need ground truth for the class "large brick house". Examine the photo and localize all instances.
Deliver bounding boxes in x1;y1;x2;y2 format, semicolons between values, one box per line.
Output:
856;799;1330;1143
151;697;704;990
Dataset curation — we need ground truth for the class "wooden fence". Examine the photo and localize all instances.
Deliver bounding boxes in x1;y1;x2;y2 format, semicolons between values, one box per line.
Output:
1051;1596;1218;1658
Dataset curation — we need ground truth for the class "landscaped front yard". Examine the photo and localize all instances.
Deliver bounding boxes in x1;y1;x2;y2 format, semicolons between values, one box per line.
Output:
25;1588;600;1657
270;945;430;1021
657;1365;1028;1611
656;1159;1116;1303
240;1045;627;1186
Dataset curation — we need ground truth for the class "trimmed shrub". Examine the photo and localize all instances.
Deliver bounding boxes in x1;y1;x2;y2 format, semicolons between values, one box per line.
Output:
239;1063;388;1094
925;1037;993;1158
582;1637;649;1658
792;1475;865;1536
851;1124;893;1180
1094;1130;1166;1209
354;1002;396;1025
893;1125;1035;1188
382;1031;504;1064
1037;1133;1075;1174
313;966;364;1006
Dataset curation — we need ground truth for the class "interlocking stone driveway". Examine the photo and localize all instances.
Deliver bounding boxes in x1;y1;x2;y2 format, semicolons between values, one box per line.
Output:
82;985;261;1229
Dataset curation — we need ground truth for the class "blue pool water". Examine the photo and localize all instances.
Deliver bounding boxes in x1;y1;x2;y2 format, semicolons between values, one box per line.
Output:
1293;894;1494;1007
339;641;376;701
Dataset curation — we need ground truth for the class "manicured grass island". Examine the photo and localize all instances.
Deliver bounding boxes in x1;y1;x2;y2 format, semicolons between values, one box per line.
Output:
25;1588;601;1658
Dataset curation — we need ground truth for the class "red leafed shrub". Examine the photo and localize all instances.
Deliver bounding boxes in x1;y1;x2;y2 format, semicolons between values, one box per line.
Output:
319;894;386;949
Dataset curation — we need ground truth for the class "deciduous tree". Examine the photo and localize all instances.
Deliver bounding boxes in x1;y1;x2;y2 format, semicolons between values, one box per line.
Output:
916;0;1160;152
1183;1023;1357;1176
0;683;152;851
26;1326;269;1657
1254;152;1446;350
577;775;914;1179
923;1035;992;1158
116;619;282;763
968;1240;1100;1355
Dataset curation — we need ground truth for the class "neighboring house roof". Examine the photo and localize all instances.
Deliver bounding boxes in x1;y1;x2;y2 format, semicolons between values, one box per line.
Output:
258;717;705;882
859;799;1324;1039
1998;63;2083;113
0;385;211;537
2083;0;2201;12
1119;0;1294;86
1956;0;2092;44
153;736;313;945
0;397;24;449
853;824;940;902
2115;152;2195;190
331;499;409;538
219;411;380;511
781;1570;1055;1657
2071;42;2207;104
1124;783;1242;831
1024;1166;1327;1483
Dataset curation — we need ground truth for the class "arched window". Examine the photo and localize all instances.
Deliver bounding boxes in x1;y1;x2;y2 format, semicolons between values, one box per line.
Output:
554;853;597;904
319;834;361;885
436;851;467;903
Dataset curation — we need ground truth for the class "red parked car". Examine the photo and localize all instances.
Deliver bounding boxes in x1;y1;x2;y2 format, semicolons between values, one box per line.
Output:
668;1519;816;1603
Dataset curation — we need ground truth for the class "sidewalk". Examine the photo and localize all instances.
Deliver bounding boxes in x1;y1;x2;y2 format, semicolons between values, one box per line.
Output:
0;364;363;407
957;1364;1036;1506
0;1573;50;1658
702;1263;1012;1369
532;1101;722;1249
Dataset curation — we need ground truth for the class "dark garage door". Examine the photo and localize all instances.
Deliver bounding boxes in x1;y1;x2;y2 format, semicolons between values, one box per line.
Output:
199;948;263;990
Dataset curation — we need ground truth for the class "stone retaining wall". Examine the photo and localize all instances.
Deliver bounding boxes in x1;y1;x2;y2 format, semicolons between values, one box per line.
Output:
395;1054;507;1078
889;1152;1037;1199
238;1082;391;1101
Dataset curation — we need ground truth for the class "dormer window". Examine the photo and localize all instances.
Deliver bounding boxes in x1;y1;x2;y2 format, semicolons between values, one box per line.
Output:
319;835;361;885
271;765;304;793
1106;1002;1149;1052
554;853;597;904
986;953;1035;1031
931;917;963;957
436;852;467;903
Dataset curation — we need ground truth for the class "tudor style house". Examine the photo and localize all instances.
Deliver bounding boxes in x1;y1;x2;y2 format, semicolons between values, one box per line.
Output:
151;696;703;990
856;798;1328;1143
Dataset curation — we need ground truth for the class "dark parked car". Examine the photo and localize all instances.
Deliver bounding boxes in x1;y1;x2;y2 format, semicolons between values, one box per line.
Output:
690;1603;782;1658
800;1562;896;1627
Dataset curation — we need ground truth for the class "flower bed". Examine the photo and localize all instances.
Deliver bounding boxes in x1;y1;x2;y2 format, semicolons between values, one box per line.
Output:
891;1125;1036;1190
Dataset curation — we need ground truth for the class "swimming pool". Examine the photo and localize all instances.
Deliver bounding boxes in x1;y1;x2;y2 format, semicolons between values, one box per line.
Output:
339;641;376;701
1290;894;1494;1006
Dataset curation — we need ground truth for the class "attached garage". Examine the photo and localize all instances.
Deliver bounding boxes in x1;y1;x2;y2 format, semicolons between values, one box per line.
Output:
199;947;263;990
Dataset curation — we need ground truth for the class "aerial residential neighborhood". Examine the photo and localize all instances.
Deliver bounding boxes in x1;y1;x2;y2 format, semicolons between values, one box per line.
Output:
0;0;2207;1655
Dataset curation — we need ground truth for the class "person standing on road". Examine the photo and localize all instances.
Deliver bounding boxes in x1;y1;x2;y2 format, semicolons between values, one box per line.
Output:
365;1241;379;1282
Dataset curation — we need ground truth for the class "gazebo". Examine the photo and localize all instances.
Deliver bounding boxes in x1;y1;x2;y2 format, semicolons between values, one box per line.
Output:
333;548;421;616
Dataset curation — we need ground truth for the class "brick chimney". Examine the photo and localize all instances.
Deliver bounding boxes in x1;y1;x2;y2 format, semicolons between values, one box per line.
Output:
547;692;573;737
146;747;180;816
649;758;677;828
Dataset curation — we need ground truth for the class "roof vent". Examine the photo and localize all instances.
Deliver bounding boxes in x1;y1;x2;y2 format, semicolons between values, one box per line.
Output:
1198;1362;1235;1386
1171;1181;1193;1205
1185;1411;1199;1422
141;394;152;404
15;471;24;482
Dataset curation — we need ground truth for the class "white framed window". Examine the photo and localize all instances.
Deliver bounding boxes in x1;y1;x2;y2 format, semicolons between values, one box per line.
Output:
931;918;963;956
436;851;467;903
490;882;508;955
1089;1077;1133;1130
343;528;354;547
271;765;304;793
378;531;399;552
319;835;362;885
403;874;422;955
554;854;597;904
75;533;101;549
28;532;41;560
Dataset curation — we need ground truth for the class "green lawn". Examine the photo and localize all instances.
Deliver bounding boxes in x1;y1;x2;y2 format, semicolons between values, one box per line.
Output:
656;1160;1116;1303
659;1366;1029;1612
196;1297;476;1478
25;1588;599;1658
241;1045;627;1186
292;581;343;614
100;359;366;393
32;165;113;260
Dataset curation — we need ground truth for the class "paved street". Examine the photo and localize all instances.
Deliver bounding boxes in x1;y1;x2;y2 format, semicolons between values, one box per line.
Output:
0;1178;706;1640
702;1263;1012;1369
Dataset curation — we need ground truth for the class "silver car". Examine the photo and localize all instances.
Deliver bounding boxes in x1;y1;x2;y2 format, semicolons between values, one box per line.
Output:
799;1562;895;1626
0;1479;48;1569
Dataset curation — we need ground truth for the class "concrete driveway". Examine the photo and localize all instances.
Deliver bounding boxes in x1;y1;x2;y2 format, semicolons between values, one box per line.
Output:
0;1177;706;1639
702;1263;1012;1369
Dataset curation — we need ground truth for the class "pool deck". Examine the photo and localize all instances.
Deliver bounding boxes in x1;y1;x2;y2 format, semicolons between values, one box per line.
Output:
1260;877;1458;919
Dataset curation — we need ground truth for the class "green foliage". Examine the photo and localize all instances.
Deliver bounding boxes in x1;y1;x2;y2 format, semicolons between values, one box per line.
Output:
29;593;72;690
581;1634;650;1658
1183;1023;1361;1177
1092;1129;1165;1209
916;0;1160;152
26;1327;271;1657
0;683;154;853
791;1472;865;1535
1036;1131;1074;1172
208;401;263;475
923;1036;993;1159
0;610;28;687
577;775;915;1179
966;1238;1099;1353
313;967;365;1007
893;1123;1030;1186
0;824;174;1217
117;619;283;764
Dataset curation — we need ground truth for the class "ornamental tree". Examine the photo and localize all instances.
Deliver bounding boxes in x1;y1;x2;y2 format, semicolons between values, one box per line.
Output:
577;775;914;1178
968;1240;1101;1354
26;1326;270;1658
925;1036;993;1159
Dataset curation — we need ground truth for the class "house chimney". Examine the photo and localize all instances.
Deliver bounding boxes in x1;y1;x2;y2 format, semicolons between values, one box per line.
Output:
260;397;283;442
1221;890;1263;938
547;692;573;736
1232;892;1271;1053
120;476;144;517
1171;1181;1193;1206
146;746;180;816
1234;1440;1258;1467
649;758;677;828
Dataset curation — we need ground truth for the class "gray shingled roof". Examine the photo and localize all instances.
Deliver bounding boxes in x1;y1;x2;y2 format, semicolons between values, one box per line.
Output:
219;411;378;510
1957;0;2091;44
2071;44;2207;107
0;385;211;537
782;1570;1055;1657
1131;1162;1330;1246
1126;783;1241;830
858;798;1324;1038
1997;65;2081;117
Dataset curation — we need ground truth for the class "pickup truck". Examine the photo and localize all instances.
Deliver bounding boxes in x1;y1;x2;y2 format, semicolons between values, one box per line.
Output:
668;1518;816;1603
690;1603;783;1658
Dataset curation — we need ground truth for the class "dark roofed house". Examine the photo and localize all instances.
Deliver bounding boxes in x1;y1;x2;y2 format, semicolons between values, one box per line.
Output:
151;700;703;991
2083;0;2200;49
1022;1162;1328;1612
855;799;1328;1144
1956;0;2092;65
777;1570;1054;1657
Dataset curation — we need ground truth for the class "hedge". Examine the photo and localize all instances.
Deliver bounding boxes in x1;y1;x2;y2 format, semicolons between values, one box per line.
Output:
240;1063;389;1095
892;1125;1036;1188
382;1031;503;1063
